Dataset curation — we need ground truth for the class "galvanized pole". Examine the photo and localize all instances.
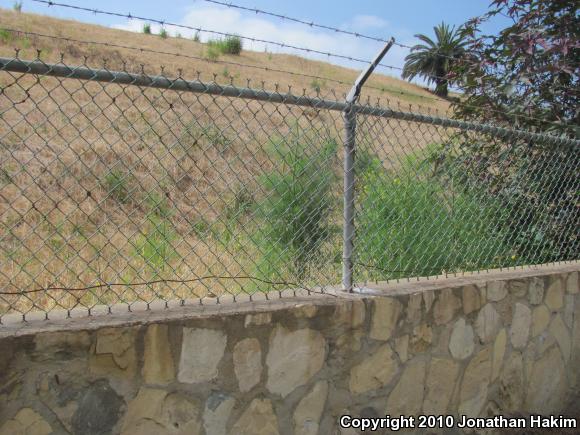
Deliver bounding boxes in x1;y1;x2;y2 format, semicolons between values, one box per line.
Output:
342;38;394;292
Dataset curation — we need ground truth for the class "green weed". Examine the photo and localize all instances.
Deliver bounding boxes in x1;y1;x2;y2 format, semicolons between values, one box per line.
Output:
254;136;339;281
207;36;243;55
0;29;12;44
143;23;151;35
310;79;325;93
355;151;509;279
205;45;220;61
134;215;177;274
103;169;131;204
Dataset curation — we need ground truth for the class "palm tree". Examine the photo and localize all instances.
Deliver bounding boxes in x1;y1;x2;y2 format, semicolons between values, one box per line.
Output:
402;23;466;97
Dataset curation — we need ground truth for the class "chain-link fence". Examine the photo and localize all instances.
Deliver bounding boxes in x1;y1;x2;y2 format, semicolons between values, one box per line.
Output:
0;56;578;322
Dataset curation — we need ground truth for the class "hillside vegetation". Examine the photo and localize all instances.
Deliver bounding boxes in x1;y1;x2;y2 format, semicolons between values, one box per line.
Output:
0;9;449;111
0;10;481;315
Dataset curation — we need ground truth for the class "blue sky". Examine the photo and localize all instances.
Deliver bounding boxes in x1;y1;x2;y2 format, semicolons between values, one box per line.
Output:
8;0;509;81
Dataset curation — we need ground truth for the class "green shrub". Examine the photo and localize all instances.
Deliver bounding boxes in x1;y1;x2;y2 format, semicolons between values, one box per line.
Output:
103;169;131;204
205;44;220;61
223;35;242;54
193;31;201;42
207;36;243;55
310;79;325;93
355;152;510;279
159;28;168;39
145;191;173;219
134;215;177;274
254;137;339;281
0;29;12;43
143;23;151;34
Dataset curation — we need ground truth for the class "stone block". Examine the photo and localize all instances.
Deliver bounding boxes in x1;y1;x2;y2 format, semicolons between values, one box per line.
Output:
510;303;531;349
406;293;422;324
545;277;564;311
492;329;507;381
266;326;325;397
233;338;262;393
410;323;433;354
349;344;398;394
487;281;507;302
525;346;566;413
178;328;227;384
498;352;524;413
394;335;409;363
244;312;272;327
528;278;544;305
475;304;501;344
203;393;235;435
385;359;426;417
462;285;481;315
369;297;402;341
293;381;328;435
423;358;459;415
91;327;137;377
231;398;279;435
449;317;474;360
459;348;491;418
566;272;578;294
433;288;461;325
72;379;125;435
549;315;571;362
509;280;528;298
532;305;550;338
0;408;52;435
143;324;175;384
334;300;365;329
121;388;201;435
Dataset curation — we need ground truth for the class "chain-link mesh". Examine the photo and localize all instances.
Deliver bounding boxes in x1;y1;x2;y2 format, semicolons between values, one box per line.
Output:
0;57;347;321
0;56;578;322
353;111;579;284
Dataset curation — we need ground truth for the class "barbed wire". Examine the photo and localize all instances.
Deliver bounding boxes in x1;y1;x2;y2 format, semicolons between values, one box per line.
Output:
31;0;578;100
2;21;573;129
198;0;578;97
33;0;395;69
0;27;449;113
200;0;391;44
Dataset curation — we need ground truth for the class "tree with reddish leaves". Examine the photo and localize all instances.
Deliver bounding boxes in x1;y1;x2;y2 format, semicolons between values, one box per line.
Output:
452;0;579;135
440;0;579;264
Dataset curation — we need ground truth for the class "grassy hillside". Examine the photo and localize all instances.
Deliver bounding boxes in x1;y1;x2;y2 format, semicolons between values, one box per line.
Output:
0;10;458;315
0;9;448;111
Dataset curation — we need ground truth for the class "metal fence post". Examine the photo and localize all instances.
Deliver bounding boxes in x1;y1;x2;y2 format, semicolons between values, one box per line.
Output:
342;38;394;292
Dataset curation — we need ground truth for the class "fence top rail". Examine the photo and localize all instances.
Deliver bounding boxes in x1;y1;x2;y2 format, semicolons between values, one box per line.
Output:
1;56;578;148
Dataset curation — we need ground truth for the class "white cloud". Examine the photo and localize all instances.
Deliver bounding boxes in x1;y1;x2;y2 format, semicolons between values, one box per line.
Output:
349;14;388;30
112;6;413;78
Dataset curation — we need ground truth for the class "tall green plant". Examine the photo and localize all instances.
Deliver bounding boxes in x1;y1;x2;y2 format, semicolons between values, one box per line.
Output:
355;151;509;279
255;137;338;281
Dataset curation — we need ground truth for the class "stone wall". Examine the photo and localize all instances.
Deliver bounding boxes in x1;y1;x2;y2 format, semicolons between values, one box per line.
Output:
0;264;579;434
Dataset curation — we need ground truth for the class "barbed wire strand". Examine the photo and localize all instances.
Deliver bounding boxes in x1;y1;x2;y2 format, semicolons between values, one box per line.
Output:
0;26;449;114
5;28;573;129
201;0;391;44
2;34;570;132
28;1;578;127
200;0;578;96
33;0;399;70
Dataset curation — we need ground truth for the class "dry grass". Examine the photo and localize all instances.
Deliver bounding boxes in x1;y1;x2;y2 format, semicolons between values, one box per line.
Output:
0;9;449;112
0;9;450;315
